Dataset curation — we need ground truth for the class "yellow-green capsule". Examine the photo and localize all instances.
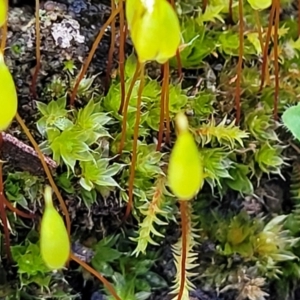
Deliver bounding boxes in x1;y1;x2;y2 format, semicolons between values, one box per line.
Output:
0;52;18;131
40;185;70;270
0;0;7;28
168;113;204;200
247;0;271;10
126;0;181;64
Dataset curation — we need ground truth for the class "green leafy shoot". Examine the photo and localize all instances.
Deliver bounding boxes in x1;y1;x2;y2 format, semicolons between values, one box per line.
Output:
63;59;77;75
147;84;188;131
218;30;240;56
171;19;217;68
120;144;165;194
131;177;169;256
125;53;139;79
70;73;100;99
200;148;233;190
195;117;249;148
4;171;42;210
37;98;113;174
197;4;225;24
73;99;112;144
254;215;299;273
226;164;254;195
11;238;51;289
111;254;165;300
36;96;72;136
254;143;286;177
135;144;165;179
246;108;279;142
45;75;68;98
47;128;94;173
215;212;299;268
218;212;255;258
91;235;122;278
91;236;166;299
190;91;215;121
79;156;125;192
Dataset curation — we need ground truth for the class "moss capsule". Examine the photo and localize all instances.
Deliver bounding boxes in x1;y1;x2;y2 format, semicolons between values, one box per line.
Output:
40;185;70;270
0;52;18;131
126;0;181;64
168;112;204;200
247;0;271;10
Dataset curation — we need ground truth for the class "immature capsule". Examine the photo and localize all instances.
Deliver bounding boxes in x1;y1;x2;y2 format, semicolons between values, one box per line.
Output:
247;0;271;10
126;0;181;64
40;185;70;270
0;52;18;131
168;112;204;200
0;0;7;28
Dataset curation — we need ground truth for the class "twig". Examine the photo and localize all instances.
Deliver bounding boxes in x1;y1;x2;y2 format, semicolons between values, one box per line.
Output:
1;132;58;169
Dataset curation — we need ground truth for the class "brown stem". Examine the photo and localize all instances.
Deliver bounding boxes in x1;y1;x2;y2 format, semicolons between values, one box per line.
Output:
235;0;243;125
202;0;208;12
157;63;168;151
105;0;116;93
0;0;8;52
177;201;187;300
15;113;71;236
175;50;183;81
124;63;145;220
164;62;171;145
30;0;40;99
0;160;11;261
260;2;276;91
69;5;121;106
254;10;263;52
254;10;270;84
70;253;121;300
3;196;35;219
118;1;126;114
118;62;141;156
298;0;300;37
273;0;280;120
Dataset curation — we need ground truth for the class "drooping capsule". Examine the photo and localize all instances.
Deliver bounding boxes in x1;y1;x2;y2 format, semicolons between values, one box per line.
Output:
247;0;271;10
126;0;181;64
168;112;204;200
40;185;70;270
0;52;18;131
